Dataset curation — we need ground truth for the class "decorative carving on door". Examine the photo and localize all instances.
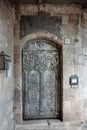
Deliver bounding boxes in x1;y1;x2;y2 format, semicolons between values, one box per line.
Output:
22;39;60;119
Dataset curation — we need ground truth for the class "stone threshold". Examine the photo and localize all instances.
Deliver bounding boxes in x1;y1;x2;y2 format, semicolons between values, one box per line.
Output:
15;119;65;130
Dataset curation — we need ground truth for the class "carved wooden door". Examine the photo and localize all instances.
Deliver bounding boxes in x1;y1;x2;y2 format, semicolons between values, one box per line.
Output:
22;39;60;120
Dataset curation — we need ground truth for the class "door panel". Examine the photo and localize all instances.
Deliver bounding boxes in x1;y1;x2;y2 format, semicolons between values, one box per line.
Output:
28;70;40;118
22;39;60;119
41;70;56;117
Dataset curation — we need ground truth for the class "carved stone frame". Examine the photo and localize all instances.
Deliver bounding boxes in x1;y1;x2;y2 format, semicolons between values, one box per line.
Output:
14;4;63;124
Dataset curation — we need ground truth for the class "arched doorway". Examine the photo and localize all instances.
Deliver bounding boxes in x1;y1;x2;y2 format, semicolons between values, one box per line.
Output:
22;39;61;120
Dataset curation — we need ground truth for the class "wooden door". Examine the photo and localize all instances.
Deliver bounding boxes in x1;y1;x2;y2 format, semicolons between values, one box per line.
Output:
22;39;60;119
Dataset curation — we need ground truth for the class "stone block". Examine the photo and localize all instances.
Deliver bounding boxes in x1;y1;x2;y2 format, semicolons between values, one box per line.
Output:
63;101;70;113
14;101;22;113
74;65;84;78
14;54;20;65
63;112;82;121
63;47;73;65
14;65;21;78
14;88;21;102
14;45;21;54
62;15;68;25
15;113;24;124
14;77;22;89
70;100;81;112
70;89;78;100
63;89;71;101
68;14;79;25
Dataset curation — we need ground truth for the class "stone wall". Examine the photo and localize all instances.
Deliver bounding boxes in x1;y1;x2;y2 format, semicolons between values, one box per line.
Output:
0;0;14;130
62;7;83;121
82;8;87;121
14;4;85;126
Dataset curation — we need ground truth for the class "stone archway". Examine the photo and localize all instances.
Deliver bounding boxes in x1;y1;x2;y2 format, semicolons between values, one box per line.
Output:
14;32;63;123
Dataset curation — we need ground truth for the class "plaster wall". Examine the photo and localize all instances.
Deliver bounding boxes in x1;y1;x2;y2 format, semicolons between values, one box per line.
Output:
0;0;14;130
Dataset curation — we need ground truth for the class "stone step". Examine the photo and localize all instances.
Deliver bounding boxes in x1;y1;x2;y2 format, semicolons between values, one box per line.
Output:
15;120;66;130
15;119;86;130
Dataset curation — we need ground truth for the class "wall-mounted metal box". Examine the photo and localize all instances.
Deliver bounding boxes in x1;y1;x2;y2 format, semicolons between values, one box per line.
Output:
0;52;11;70
69;75;79;86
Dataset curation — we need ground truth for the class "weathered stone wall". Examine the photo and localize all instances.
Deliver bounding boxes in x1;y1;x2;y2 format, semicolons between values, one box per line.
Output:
0;0;14;130
82;8;87;121
14;4;86;129
62;7;83;121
